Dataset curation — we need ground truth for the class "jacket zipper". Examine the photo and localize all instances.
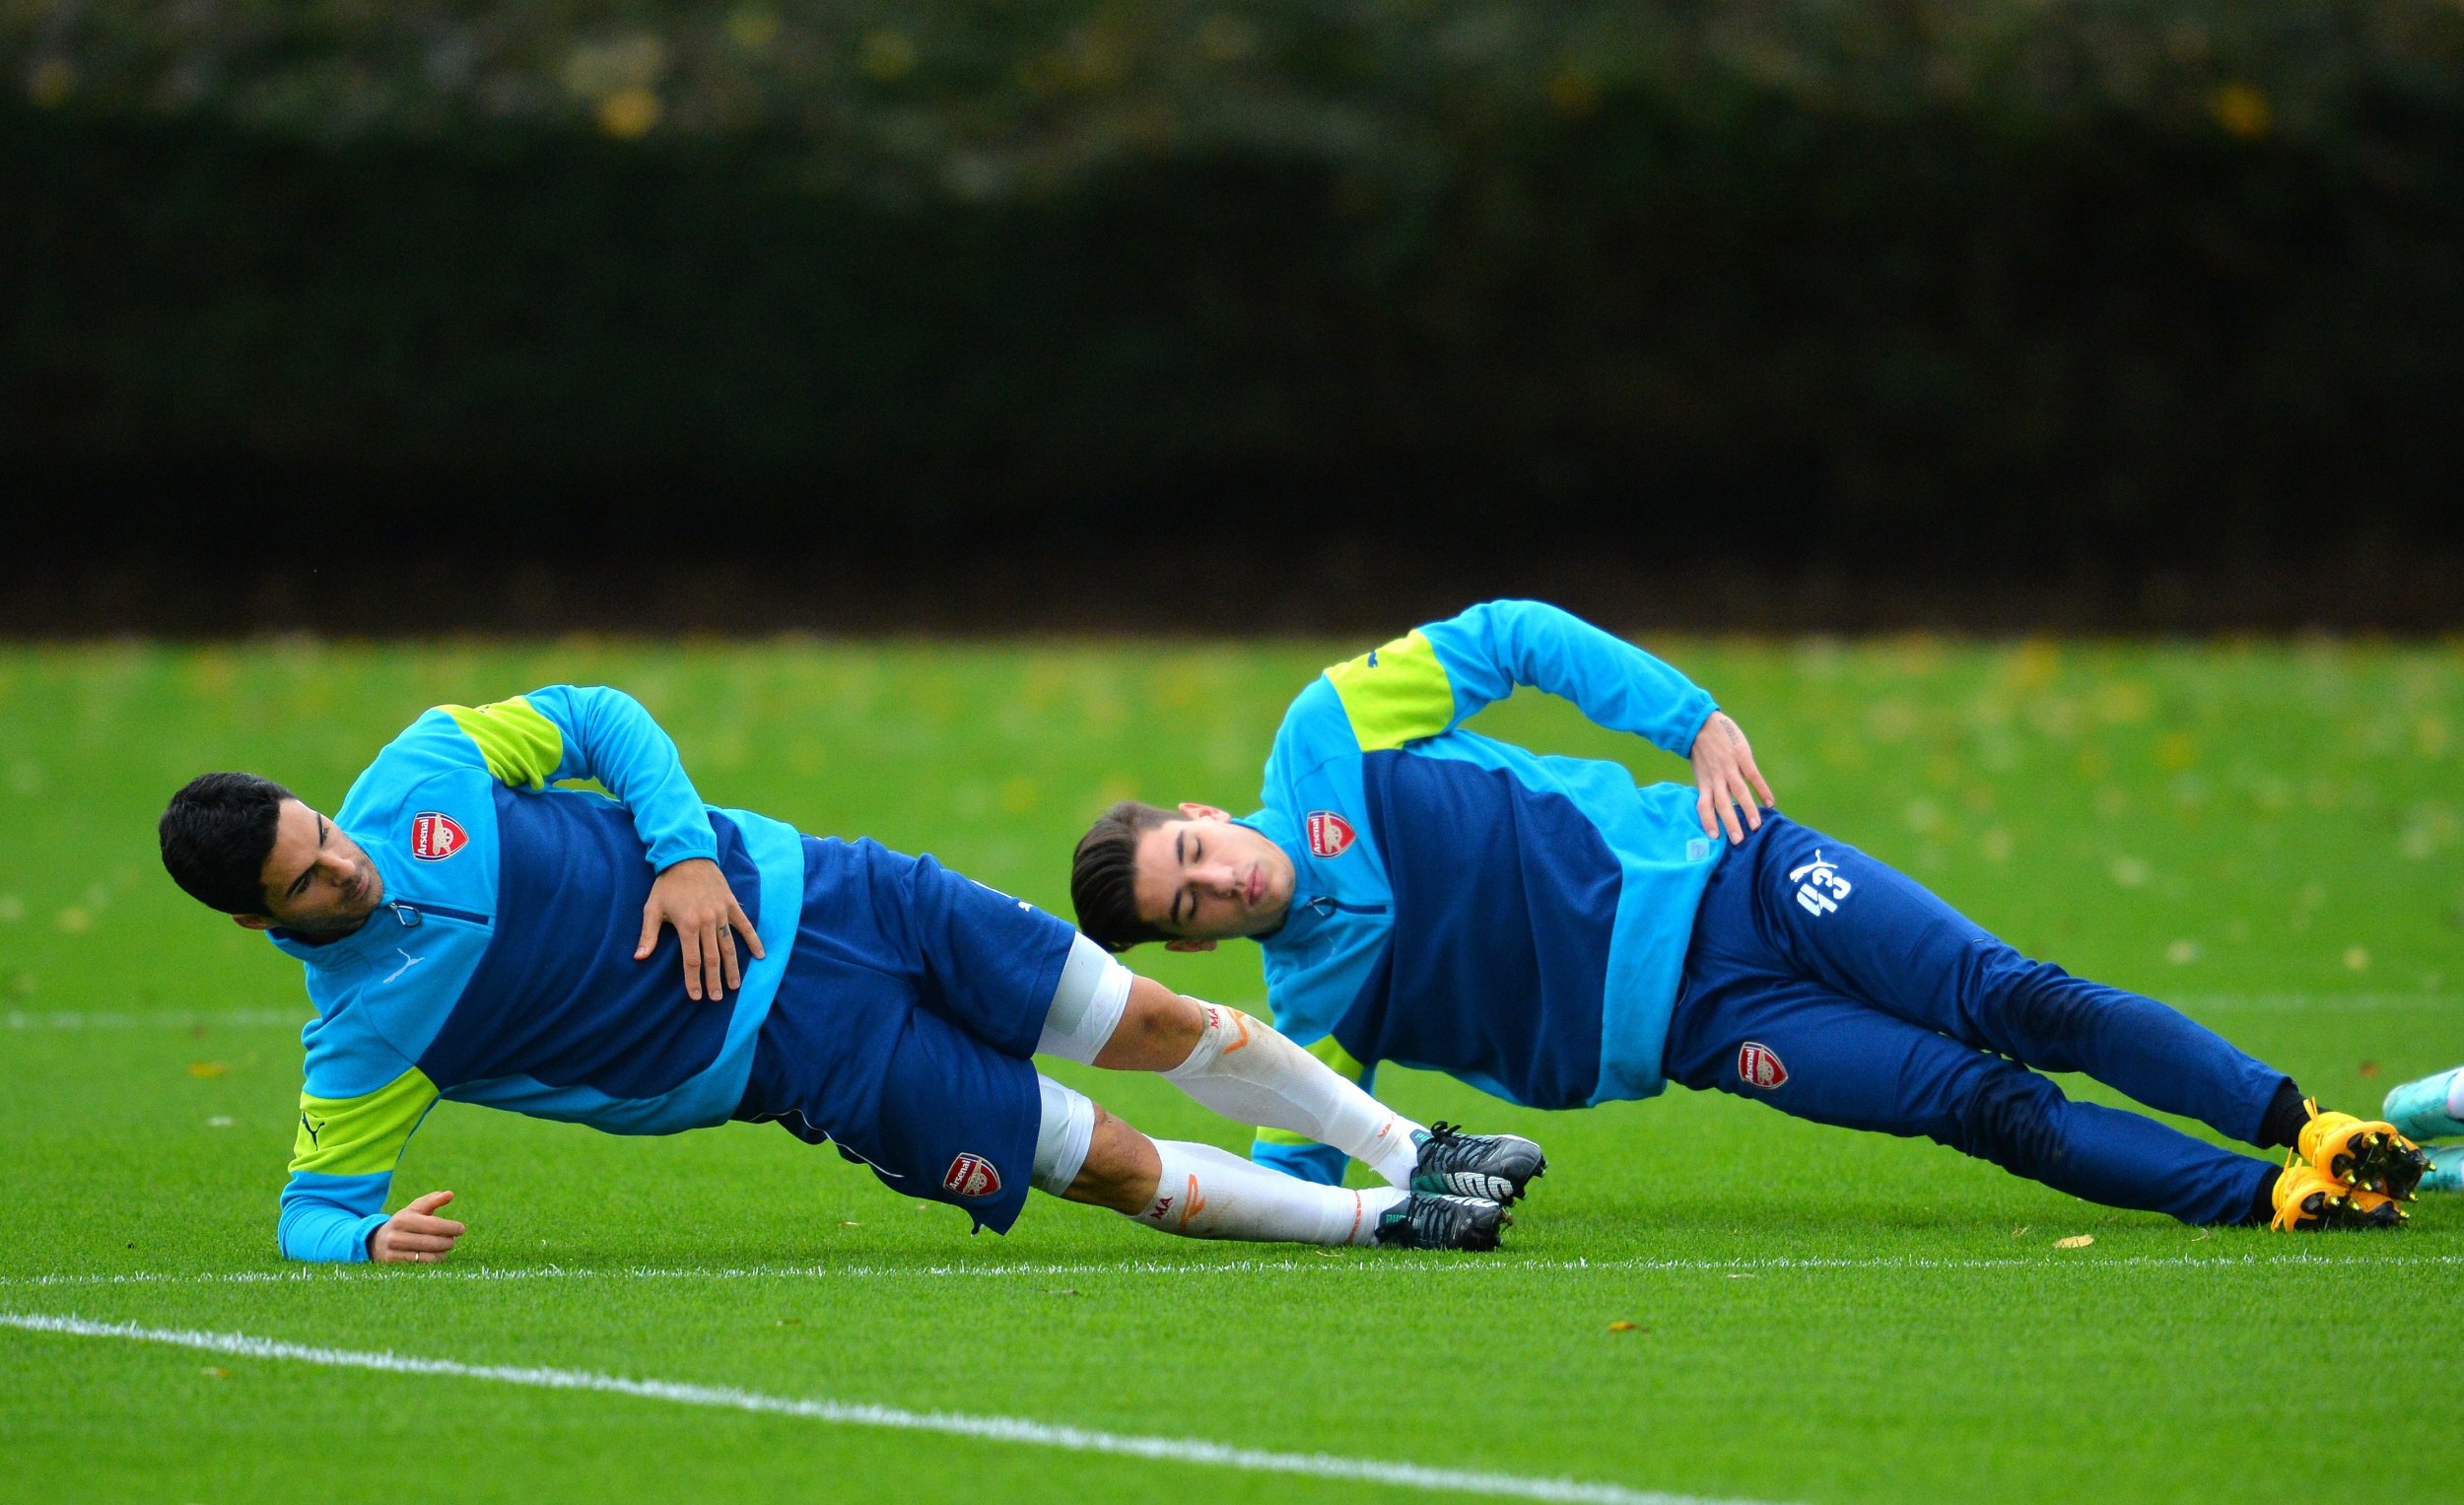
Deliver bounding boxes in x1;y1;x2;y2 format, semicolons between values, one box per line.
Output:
1306;896;1388;918
388;900;493;928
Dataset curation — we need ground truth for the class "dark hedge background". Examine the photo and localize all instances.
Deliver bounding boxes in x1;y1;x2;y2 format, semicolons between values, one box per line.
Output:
6;2;2461;633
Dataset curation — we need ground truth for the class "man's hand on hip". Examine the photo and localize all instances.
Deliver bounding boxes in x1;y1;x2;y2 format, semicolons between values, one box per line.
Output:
369;1190;466;1264
1689;711;1777;845
638;855;766;1001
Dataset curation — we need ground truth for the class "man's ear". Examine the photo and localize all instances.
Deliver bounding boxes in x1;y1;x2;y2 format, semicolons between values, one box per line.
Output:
1177;801;1232;822
1164;937;1219;953
233;913;274;932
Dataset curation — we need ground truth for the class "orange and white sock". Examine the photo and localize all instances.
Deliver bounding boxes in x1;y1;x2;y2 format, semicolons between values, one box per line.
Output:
1131;1140;1405;1246
1161;1001;1424;1187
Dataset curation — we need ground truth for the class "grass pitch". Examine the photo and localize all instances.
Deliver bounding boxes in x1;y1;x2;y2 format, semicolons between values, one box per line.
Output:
2;636;2460;1504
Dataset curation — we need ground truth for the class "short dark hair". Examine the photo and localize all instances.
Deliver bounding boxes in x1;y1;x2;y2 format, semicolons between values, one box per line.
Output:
1070;800;1177;952
161;772;293;914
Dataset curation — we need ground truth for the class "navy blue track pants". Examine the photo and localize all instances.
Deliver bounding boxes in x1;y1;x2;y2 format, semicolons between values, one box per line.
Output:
1662;814;2286;1225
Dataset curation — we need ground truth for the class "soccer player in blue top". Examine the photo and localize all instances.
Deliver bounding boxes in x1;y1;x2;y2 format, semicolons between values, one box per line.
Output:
1068;599;2430;1232
158;685;1545;1264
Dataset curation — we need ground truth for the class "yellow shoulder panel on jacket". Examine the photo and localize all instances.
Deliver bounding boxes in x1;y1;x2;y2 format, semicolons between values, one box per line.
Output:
292;1068;440;1178
443;696;564;790
1256;1035;1370;1146
1324;629;1455;752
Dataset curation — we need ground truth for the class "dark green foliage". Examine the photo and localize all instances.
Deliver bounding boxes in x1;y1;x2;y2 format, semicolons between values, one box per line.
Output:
4;3;2461;582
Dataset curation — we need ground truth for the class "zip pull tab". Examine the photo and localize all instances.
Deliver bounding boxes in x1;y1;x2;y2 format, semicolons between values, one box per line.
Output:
1309;896;1335;918
390;902;423;929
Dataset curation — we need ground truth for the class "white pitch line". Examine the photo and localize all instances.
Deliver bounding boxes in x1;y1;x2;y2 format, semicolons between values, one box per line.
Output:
6;1249;2457;1292
0;1311;1752;1505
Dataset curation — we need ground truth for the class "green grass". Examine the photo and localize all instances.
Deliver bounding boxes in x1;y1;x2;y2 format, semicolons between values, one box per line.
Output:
2;637;2461;1504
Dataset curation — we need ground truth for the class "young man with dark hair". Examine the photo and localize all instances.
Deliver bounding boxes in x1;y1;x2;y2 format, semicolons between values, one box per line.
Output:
1069;599;2429;1232
163;685;1544;1264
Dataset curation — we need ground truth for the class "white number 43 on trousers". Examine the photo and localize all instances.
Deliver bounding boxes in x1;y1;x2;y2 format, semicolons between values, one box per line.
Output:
1790;853;1853;917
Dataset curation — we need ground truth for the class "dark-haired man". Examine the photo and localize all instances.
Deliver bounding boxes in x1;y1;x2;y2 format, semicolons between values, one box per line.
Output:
1070;599;2428;1231
162;686;1543;1263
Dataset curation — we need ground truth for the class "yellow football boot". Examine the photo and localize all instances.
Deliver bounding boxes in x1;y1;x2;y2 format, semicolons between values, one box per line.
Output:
2270;1161;2404;1231
2341;1187;2410;1229
2295;1099;2432;1199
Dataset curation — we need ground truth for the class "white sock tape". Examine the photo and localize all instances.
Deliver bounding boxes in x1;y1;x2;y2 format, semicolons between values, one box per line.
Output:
1036;935;1132;1064
1029;1074;1098;1196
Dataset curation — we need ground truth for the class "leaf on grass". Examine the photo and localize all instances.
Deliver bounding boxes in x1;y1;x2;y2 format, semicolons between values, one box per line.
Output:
186;1061;229;1077
2011;1225;2030;1238
2359;1060;2380;1078
2054;1234;2094;1249
1607;1320;1639;1333
200;1366;231;1379
838;1220;860;1227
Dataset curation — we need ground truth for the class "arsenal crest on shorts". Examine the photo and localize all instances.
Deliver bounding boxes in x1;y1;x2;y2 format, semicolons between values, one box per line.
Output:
1738;1042;1790;1090
1306;810;1356;858
942;1152;1002;1198
410;812;467;861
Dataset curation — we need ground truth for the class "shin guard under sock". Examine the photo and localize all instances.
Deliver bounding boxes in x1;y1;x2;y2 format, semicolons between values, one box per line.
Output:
1130;1139;1404;1245
1162;1001;1424;1186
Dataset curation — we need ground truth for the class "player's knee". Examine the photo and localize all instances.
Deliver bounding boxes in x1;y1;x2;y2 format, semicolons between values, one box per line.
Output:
1951;1069;2069;1178
1109;979;1206;1068
1989;958;2096;1044
1061;1106;1161;1214
1032;1078;1155;1211
1036;935;1211;1070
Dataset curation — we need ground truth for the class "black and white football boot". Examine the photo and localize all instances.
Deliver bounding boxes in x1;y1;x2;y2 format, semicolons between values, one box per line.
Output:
1373;1192;1510;1252
1407;1122;1546;1204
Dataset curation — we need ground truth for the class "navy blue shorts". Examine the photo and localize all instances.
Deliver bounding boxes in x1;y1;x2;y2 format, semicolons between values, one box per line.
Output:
733;837;1078;1233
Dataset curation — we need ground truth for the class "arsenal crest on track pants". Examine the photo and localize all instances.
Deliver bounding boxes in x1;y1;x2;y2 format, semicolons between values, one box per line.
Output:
1661;815;2289;1226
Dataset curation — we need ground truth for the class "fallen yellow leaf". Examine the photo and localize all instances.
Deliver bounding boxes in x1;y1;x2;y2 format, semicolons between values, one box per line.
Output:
2054;1234;2094;1250
1607;1320;1639;1333
187;1061;229;1077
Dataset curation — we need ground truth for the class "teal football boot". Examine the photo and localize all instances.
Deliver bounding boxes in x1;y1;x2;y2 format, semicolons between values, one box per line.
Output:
1407;1122;1546;1204
2422;1145;2464;1196
2382;1067;2464;1144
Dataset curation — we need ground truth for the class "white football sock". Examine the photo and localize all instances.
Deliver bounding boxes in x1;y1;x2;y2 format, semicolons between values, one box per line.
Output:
1161;1001;1424;1187
1130;1139;1405;1246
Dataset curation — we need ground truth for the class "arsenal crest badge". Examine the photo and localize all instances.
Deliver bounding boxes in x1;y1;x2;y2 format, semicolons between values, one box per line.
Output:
942;1152;1002;1198
410;812;468;861
1738;1042;1790;1090
1306;810;1356;858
